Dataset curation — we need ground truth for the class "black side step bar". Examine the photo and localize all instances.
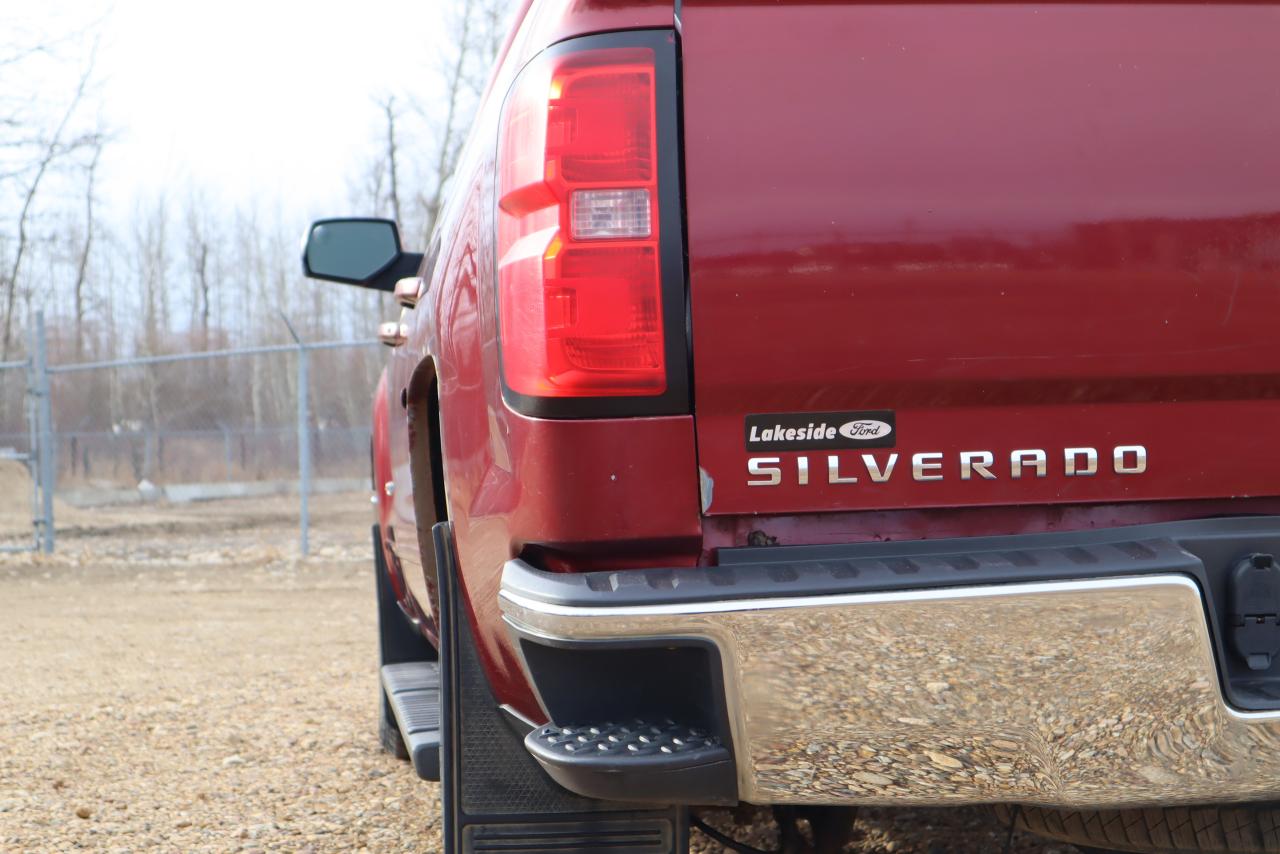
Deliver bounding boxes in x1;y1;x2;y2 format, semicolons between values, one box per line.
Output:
432;521;689;854
382;662;441;781
373;523;440;778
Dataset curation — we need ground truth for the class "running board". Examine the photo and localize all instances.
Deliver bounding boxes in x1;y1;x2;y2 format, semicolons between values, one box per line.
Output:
381;662;441;781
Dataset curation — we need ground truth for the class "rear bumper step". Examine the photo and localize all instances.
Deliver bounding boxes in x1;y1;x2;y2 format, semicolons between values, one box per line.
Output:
381;662;441;781
500;516;1280;809
526;720;736;805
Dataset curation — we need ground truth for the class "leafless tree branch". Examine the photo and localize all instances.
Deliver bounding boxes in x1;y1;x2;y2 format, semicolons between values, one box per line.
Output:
379;95;403;225
1;36;100;359
71;134;103;357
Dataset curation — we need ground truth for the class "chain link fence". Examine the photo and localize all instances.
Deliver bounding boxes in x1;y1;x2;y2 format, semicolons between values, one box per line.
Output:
0;312;382;554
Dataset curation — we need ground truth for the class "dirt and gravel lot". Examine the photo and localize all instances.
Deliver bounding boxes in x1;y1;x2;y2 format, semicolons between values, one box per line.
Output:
0;490;1082;853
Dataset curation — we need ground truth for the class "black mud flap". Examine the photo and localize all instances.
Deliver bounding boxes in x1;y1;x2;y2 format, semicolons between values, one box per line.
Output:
432;522;690;854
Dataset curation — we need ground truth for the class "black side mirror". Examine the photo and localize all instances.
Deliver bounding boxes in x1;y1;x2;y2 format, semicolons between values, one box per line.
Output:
301;218;423;292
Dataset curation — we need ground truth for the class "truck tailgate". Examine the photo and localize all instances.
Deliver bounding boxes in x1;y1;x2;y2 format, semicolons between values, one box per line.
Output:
681;2;1280;516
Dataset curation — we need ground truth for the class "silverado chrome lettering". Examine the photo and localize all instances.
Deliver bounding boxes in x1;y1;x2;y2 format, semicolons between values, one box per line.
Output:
828;455;858;484
745;446;1148;486
746;457;783;487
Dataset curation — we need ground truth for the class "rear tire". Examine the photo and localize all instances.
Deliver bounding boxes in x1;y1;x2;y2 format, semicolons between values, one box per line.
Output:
994;803;1280;853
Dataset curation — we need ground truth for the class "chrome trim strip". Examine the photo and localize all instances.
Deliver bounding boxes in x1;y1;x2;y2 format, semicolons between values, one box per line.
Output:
500;574;1192;619
501;575;1280;807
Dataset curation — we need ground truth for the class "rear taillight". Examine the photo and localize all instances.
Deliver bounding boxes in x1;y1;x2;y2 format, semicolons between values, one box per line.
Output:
496;32;685;415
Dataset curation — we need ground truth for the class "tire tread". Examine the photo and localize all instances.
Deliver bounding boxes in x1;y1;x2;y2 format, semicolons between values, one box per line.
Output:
1001;804;1280;853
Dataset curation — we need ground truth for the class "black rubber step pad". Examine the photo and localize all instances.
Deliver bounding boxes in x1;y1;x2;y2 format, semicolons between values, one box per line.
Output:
525;720;737;805
383;660;439;694
381;662;441;781
531;721;723;764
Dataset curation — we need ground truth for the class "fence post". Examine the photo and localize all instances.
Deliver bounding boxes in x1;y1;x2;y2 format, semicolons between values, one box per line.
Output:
280;313;312;557
297;345;311;556
221;426;232;481
32;311;55;553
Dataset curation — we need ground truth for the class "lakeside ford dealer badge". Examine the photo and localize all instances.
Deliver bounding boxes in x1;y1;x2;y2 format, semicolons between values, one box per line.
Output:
745;411;896;452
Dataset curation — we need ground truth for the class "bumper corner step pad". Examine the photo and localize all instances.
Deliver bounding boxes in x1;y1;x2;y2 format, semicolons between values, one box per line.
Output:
525;720;737;806
381;661;441;781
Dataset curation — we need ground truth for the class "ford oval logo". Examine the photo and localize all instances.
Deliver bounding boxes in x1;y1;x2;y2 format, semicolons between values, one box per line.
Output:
838;419;893;441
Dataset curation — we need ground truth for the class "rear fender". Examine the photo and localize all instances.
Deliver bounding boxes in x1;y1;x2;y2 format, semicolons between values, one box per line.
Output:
373;370;419;618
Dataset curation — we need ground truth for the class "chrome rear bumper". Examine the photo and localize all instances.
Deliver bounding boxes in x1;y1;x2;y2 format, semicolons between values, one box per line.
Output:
500;519;1280;808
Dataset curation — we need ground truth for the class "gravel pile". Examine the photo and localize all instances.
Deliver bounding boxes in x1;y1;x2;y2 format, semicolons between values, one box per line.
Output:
0;494;1077;853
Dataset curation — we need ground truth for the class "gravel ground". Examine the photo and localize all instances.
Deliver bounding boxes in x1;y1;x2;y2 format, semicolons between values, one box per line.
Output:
0;493;1081;853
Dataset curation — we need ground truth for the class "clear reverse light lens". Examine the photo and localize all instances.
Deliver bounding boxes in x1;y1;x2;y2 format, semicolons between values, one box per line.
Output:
570;188;651;239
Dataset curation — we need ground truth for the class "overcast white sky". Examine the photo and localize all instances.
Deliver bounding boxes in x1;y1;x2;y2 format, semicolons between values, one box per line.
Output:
16;0;451;222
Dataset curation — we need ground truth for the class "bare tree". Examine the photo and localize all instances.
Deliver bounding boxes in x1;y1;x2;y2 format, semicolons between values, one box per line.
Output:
1;41;99;358
184;193;216;347
472;0;512;92
134;195;172;351
417;3;475;242
345;1;512;248
71;130;104;358
380;95;403;225
0;1;512;486
347;0;512;245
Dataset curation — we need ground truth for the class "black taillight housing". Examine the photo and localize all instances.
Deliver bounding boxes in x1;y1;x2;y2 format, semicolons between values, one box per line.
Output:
495;30;688;418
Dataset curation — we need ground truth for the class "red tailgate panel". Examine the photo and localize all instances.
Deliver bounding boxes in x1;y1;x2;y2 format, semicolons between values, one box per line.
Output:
680;2;1280;516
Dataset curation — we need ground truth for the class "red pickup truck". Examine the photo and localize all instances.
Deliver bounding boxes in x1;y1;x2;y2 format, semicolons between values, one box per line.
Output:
303;2;1280;852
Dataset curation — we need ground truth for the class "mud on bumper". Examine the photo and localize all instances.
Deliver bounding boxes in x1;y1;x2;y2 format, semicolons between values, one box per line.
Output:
499;517;1280;809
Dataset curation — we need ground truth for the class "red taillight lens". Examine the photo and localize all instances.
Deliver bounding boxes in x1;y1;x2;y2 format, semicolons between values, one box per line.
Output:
497;45;665;399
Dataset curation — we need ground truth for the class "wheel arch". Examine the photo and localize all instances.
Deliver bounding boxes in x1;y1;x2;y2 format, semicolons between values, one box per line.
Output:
405;353;448;624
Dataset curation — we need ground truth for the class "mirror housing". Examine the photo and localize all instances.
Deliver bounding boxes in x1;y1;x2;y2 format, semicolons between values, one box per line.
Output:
301;218;423;293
